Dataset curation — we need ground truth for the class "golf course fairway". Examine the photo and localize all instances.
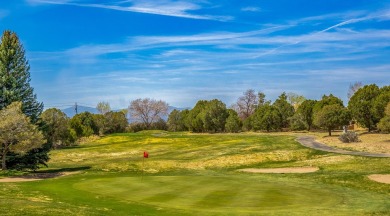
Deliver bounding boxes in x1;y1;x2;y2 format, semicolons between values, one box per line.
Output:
1;131;390;215
72;175;346;213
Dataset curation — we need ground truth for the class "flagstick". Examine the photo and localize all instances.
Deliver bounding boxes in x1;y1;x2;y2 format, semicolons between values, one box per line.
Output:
142;155;144;181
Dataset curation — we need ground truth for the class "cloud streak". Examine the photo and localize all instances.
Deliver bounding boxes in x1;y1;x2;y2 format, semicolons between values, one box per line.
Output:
27;0;232;21
241;7;260;12
25;6;390;108
253;9;390;57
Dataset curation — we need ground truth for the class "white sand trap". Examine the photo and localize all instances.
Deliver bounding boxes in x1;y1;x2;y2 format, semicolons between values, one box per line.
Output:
239;167;319;174
0;178;43;183
0;172;79;183
368;174;390;184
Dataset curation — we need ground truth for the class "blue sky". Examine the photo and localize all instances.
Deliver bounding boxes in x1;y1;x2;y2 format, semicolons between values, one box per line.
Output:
1;0;389;109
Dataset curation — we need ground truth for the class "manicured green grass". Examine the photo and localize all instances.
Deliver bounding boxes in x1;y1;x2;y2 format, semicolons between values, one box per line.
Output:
1;131;390;215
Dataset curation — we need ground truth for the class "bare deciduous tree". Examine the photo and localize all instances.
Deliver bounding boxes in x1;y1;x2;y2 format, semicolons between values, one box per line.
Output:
235;89;258;120
348;81;363;101
129;98;169;128
96;101;111;114
287;92;306;110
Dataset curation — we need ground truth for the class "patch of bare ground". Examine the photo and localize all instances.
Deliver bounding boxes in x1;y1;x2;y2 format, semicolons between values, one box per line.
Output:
238;167;319;174
318;131;390;154
368;174;390;184
0;172;79;183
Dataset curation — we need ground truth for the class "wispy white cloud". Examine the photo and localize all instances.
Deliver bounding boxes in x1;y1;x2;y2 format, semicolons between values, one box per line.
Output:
30;26;390;73
62;25;289;56
241;7;260;12
29;7;390;108
252;9;390;57
26;0;232;21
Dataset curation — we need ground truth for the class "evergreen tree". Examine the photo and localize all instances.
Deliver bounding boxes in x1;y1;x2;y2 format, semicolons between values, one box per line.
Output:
187;100;207;132
348;84;381;131
372;85;390;121
313;94;344;114
225;109;242;133
0;30;43;123
201;99;228;133
168;109;188;132
0;30;48;170
273;92;295;128
69;112;99;138
252;104;282;132
296;99;317;131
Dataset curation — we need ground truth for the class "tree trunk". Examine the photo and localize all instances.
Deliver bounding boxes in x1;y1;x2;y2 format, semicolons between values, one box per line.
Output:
328;128;332;136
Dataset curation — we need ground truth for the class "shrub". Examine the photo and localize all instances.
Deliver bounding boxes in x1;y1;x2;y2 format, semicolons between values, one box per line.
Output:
378;103;390;133
338;131;360;143
378;116;390;133
127;122;147;133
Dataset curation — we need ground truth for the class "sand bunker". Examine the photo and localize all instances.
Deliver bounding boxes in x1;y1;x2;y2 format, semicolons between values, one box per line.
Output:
368;174;390;184
239;167;319;174
0;172;79;183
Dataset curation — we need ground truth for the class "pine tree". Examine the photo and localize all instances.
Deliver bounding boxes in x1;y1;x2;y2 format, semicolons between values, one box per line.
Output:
0;30;48;170
0;30;43;123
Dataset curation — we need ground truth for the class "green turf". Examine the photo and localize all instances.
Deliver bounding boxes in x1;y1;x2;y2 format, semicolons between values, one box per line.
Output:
1;131;390;215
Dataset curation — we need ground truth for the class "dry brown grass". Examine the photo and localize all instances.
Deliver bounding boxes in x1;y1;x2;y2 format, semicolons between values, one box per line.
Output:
251;130;390;154
315;130;390;154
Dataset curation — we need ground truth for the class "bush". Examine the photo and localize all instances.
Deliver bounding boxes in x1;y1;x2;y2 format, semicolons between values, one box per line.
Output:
338;131;360;143
378;103;390;133
127;122;147;133
378;116;390;133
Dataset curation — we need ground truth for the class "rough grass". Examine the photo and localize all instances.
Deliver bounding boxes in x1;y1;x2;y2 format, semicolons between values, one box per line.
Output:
0;131;389;215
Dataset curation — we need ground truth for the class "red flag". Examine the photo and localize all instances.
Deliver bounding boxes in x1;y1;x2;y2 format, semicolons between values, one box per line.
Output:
143;151;149;158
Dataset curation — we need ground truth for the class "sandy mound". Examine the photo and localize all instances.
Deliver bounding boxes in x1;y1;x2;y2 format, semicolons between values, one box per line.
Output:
368;174;390;184
239;167;319;174
0;172;79;183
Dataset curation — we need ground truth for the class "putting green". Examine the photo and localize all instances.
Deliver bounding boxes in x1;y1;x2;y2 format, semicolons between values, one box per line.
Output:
73;175;344;214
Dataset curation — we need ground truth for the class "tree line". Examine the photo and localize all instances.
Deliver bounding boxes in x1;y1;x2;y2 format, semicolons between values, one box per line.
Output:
1;30;389;171
167;86;390;135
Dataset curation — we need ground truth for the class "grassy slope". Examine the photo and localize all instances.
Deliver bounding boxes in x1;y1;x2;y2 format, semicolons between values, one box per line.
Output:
0;131;389;215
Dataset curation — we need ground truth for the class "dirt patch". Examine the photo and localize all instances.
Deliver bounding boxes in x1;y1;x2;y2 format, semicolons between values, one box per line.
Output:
368;174;390;184
238;167;319;174
0;172;79;183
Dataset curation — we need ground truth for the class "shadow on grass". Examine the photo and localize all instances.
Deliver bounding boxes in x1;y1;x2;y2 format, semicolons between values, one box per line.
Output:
0;167;91;181
22;166;92;179
59;145;84;150
34;166;91;174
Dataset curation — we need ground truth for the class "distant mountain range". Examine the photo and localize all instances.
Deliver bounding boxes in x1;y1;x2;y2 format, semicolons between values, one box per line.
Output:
62;105;99;117
61;105;189;118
